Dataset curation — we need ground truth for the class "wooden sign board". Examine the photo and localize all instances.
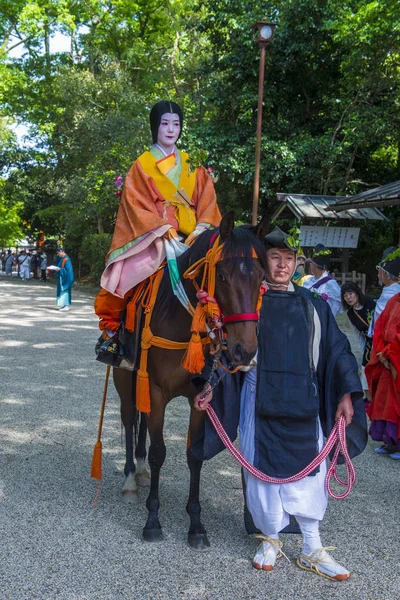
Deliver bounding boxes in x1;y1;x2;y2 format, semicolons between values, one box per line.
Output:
300;226;360;248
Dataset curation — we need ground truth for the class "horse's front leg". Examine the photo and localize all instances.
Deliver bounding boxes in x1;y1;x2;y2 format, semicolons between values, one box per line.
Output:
135;413;150;487
186;406;210;551
113;368;138;505
143;385;166;542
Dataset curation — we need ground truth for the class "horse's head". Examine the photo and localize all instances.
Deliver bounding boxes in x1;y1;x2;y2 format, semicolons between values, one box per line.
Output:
215;212;268;366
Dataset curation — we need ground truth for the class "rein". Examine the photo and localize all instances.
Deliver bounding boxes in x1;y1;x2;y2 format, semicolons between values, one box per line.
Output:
200;352;355;500
205;405;355;500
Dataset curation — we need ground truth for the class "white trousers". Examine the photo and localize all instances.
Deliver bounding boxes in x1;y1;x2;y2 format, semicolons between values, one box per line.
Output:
20;265;30;280
239;368;328;535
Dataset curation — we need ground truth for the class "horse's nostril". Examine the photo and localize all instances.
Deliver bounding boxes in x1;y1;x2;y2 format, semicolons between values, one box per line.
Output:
232;343;243;362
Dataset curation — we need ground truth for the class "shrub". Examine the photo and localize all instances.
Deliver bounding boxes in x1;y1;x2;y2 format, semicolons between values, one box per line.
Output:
79;233;112;284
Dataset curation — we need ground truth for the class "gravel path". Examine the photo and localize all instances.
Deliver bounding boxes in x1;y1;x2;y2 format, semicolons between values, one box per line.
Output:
1;277;399;600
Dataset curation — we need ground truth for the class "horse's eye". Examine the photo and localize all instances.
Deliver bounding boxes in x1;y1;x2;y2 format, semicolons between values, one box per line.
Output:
218;271;226;282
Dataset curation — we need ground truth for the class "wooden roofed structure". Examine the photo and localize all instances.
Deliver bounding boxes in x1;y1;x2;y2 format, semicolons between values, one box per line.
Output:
327;180;400;211
272;193;386;222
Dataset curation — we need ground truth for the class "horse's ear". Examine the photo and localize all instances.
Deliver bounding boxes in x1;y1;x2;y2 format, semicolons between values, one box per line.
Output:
219;211;235;240
254;215;269;240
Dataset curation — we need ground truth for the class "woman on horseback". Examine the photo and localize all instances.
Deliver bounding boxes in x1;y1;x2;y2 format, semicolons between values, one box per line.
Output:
94;100;221;337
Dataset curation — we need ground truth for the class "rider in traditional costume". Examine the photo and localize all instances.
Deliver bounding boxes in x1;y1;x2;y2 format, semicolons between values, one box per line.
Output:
94;100;221;336
303;243;343;317
193;227;366;581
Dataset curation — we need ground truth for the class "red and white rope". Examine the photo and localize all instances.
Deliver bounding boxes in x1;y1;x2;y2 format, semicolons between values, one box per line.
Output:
205;407;356;499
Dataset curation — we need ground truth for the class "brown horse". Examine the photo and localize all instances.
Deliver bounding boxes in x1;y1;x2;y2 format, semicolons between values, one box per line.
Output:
113;213;267;550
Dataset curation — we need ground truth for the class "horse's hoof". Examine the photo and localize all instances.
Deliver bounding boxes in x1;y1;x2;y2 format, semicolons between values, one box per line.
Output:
188;533;211;552
142;527;164;542
122;490;139;505
135;469;150;488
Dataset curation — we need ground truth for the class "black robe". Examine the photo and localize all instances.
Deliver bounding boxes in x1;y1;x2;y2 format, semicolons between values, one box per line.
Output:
190;285;367;470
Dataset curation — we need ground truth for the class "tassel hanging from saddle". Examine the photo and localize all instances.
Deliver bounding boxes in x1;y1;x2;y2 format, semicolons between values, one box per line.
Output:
91;365;111;481
181;236;224;374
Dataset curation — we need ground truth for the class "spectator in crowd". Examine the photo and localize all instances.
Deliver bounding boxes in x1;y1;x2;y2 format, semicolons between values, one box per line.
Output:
368;247;400;339
18;250;31;281
5;250;14;276
303;244;343;317
366;290;400;459
341;282;376;405
30;251;39;279
292;250;306;284
40;252;47;282
294;257;313;287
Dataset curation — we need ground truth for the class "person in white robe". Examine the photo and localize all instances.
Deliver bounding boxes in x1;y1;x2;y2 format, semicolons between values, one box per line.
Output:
303;243;343;317
367;246;400;339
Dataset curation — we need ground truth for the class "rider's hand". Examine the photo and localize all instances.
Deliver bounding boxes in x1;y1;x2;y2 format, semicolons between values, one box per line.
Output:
194;384;212;411
335;393;354;426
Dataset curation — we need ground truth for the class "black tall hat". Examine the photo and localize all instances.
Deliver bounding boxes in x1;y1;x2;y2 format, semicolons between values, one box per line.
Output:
150;100;183;144
379;247;400;277
312;243;331;269
264;226;299;251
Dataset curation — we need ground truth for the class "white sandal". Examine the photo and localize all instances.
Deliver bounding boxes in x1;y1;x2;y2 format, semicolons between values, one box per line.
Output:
297;547;352;581
252;536;287;571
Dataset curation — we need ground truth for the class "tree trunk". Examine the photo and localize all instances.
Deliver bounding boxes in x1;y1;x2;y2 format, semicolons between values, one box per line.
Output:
44;24;51;79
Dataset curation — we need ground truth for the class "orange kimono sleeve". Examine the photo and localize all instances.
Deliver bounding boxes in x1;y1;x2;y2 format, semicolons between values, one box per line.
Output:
106;159;171;262
192;166;221;227
94;288;132;332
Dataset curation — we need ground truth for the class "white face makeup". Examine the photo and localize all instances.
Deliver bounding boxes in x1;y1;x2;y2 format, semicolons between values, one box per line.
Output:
157;112;181;154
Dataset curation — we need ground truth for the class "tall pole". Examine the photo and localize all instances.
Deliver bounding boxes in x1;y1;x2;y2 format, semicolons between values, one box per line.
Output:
252;43;266;226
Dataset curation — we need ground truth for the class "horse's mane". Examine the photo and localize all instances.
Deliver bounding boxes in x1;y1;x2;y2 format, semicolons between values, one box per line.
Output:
155;225;267;321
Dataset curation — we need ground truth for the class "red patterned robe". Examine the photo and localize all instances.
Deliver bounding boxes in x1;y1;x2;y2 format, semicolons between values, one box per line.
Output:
366;293;400;444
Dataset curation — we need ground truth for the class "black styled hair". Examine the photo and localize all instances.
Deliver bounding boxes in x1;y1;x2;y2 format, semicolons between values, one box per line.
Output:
150;100;183;144
341;282;366;311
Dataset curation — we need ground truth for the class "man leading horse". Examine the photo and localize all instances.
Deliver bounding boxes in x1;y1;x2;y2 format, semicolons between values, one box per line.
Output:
194;226;367;580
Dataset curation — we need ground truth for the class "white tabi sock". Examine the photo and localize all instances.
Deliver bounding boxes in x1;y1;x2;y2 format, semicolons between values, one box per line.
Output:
295;516;322;556
252;532;282;570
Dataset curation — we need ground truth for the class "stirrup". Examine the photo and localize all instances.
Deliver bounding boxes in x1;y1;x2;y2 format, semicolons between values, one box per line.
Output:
297;546;352;581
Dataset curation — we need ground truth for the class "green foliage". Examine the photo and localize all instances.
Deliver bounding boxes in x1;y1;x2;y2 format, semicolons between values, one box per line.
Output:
0;194;23;246
79;232;112;283
0;0;399;280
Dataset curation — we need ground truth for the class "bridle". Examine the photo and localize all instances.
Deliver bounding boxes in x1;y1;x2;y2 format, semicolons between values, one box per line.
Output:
182;232;265;331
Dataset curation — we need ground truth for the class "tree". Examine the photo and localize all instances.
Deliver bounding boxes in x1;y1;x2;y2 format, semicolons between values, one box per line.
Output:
0;192;23;246
1;0;399;280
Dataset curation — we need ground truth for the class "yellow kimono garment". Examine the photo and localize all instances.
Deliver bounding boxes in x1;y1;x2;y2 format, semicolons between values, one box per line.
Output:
138;150;196;236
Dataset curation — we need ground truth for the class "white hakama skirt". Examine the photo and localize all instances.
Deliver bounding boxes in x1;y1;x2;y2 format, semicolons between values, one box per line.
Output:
239;367;328;534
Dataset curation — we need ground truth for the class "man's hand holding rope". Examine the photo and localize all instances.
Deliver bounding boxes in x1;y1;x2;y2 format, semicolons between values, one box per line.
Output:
194;384;213;411
335;393;354;426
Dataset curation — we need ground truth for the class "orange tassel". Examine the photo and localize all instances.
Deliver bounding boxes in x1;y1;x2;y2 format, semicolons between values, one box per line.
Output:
91;441;102;481
181;332;205;374
136;369;151;413
125;301;136;332
191;302;206;333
